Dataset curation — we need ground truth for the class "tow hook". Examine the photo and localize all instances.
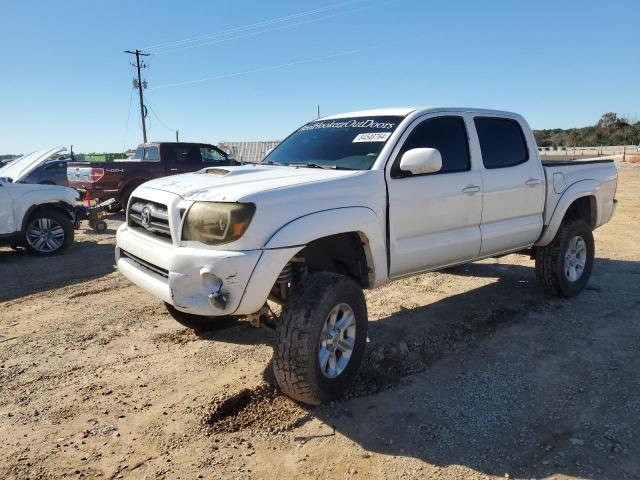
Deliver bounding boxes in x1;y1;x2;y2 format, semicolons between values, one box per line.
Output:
208;290;228;310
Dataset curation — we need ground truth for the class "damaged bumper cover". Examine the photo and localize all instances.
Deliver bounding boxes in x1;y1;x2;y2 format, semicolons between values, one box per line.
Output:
116;224;261;316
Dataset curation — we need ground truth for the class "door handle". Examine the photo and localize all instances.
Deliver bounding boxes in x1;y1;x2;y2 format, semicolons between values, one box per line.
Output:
525;178;541;187
169;168;178;172
462;185;481;195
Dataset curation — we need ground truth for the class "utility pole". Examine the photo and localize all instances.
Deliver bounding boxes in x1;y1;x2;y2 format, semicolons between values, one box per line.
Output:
125;49;150;143
176;130;179;142
317;105;320;119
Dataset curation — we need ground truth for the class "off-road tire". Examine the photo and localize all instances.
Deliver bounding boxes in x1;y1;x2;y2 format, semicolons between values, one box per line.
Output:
273;272;368;405
24;208;74;256
535;219;594;297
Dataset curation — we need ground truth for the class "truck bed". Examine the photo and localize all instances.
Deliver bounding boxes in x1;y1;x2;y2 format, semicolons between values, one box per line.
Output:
541;157;618;231
541;158;614;167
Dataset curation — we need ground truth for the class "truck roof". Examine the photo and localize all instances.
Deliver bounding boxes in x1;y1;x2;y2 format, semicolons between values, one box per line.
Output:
138;142;215;147
322;106;522;120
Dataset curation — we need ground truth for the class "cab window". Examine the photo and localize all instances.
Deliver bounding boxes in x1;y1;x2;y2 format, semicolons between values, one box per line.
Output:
200;147;227;163
133;146;160;161
474;117;529;169
392;116;470;178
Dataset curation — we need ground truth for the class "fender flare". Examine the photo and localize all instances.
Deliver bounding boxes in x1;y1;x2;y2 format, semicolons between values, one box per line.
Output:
264;206;386;283
235;207;387;315
535;179;599;246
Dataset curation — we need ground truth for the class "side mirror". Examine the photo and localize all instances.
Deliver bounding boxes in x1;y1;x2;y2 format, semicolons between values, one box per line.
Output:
399;148;442;175
227;153;236;161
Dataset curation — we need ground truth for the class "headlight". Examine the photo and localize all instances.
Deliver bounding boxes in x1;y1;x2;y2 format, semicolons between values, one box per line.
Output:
182;202;255;245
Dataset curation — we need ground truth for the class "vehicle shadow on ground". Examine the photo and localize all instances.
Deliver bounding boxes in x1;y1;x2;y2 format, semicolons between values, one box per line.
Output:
302;257;640;479
0;240;116;302
192;317;276;347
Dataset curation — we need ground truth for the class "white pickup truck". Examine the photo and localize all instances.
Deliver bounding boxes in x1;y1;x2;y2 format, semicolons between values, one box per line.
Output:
115;106;618;405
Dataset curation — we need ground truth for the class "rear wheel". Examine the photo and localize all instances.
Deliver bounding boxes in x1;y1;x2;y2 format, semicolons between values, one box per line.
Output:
535;219;594;297
24;208;74;256
273;272;368;405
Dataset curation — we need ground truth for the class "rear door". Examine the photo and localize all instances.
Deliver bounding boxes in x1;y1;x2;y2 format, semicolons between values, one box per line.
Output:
473;116;545;255
387;114;483;276
165;144;205;175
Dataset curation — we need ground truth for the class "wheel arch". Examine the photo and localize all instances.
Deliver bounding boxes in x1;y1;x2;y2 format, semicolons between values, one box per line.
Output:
118;178;147;205
536;180;600;247
264;207;386;287
20;201;75;233
234;208;386;316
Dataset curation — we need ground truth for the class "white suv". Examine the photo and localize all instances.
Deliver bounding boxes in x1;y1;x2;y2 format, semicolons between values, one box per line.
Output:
0;178;78;255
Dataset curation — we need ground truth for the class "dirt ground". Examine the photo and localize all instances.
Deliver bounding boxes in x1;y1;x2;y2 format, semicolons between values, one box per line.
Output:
1;165;639;480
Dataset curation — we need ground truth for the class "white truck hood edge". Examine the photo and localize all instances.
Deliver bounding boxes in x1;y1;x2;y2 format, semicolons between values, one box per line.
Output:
6;182;78;204
141;165;361;202
0;146;67;183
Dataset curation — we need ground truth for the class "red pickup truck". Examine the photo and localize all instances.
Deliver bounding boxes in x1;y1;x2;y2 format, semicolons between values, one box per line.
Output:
67;142;237;208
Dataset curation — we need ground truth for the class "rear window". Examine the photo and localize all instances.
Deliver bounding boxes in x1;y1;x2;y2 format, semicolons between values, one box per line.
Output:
133;146;159;161
474;117;529;169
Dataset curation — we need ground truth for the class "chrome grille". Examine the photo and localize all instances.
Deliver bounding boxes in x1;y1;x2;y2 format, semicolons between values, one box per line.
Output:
128;198;171;241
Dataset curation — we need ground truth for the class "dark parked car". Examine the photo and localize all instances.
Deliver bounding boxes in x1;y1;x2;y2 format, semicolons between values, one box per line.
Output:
67;142;237;208
22;158;71;186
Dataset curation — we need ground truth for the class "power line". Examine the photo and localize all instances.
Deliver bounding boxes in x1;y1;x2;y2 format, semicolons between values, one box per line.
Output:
145;100;176;132
143;0;365;52
149;2;384;55
122;87;134;152
150;34;420;90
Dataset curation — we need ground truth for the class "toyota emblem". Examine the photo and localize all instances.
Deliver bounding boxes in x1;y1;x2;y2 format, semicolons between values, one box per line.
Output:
140;206;152;227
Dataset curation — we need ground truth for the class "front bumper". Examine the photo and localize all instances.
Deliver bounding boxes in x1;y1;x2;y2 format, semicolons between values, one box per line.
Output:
115;224;301;317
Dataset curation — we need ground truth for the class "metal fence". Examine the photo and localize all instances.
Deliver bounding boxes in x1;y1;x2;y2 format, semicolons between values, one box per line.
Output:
218;141;281;164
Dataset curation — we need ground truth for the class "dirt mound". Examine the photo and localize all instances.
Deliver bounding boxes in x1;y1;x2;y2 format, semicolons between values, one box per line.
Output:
152;328;198;344
205;383;310;433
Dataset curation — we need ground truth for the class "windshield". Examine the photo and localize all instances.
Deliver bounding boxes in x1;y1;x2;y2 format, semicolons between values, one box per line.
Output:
264;116;403;170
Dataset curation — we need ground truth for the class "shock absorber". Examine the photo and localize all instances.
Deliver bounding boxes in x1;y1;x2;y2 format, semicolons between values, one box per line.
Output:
277;262;293;300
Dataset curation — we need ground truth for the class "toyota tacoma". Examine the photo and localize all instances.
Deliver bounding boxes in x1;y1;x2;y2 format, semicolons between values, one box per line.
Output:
115;107;618;405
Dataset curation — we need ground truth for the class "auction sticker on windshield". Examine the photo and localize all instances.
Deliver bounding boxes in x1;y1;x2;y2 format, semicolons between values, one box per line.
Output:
353;132;392;142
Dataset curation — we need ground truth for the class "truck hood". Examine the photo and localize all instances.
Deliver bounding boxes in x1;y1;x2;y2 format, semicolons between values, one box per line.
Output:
0;146;66;183
141;165;361;201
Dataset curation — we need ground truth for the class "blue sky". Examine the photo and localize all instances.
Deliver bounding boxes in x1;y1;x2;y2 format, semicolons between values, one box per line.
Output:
1;0;638;153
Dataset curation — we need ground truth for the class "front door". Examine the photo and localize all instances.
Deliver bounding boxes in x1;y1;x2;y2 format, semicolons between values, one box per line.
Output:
0;184;14;234
387;115;483;277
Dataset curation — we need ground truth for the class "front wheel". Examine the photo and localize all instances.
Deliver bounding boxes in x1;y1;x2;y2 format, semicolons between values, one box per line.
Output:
535;219;595;297
273;272;368;405
24;208;74;256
